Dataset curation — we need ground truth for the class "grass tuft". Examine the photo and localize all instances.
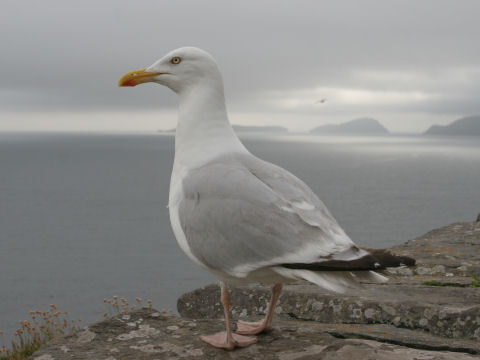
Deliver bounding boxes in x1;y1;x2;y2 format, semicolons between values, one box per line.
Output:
0;305;80;360
423;275;480;288
422;280;464;287
1;296;159;359
102;296;154;319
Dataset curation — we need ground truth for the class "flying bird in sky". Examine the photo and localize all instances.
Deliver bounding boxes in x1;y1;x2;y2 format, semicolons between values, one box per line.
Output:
118;47;414;350
315;98;327;104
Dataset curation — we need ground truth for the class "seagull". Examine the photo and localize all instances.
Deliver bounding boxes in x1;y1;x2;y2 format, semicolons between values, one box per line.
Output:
315;98;327;104
118;47;414;350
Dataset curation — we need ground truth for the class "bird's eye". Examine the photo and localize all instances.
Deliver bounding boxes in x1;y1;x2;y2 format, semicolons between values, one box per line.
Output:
170;57;182;64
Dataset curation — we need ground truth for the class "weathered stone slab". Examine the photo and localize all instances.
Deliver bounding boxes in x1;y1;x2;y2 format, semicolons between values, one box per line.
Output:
391;221;480;276
29;309;480;360
319;323;480;354
178;282;480;340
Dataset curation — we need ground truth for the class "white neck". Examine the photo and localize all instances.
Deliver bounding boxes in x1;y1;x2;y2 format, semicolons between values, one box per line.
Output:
173;80;247;169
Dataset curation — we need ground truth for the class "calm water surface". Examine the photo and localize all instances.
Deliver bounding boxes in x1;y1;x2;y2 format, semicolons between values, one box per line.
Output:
1;132;479;342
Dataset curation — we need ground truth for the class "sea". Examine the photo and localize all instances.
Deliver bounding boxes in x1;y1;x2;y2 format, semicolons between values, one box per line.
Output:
1;131;479;343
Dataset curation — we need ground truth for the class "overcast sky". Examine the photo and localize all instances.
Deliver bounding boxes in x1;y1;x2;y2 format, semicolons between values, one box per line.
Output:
1;0;479;132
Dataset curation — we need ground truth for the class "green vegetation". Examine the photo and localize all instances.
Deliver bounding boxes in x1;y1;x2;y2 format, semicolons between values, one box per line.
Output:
1;296;155;360
102;296;153;319
0;304;80;360
423;275;480;288
422;280;464;287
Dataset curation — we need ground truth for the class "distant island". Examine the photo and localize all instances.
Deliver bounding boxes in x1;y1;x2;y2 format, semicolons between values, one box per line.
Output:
232;125;288;133
310;118;389;135
424;115;480;136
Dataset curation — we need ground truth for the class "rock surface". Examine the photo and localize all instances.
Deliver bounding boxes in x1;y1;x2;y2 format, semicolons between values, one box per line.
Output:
29;309;480;360
30;221;480;359
178;282;480;340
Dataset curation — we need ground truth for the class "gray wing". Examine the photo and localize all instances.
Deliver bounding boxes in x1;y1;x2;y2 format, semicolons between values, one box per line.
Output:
178;153;359;277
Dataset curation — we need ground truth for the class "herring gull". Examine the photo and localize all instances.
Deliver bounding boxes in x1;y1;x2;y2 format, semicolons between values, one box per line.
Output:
118;47;415;350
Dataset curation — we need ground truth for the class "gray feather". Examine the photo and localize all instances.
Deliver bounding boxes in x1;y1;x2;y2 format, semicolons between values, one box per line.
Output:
178;153;354;276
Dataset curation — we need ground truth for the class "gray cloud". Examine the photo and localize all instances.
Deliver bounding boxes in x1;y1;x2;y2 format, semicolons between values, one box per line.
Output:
1;0;479;131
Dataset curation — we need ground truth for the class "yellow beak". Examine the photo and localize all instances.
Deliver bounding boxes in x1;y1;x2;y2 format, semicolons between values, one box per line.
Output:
118;68;162;87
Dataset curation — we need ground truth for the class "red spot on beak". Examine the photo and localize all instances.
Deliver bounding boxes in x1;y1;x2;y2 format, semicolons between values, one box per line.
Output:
123;79;137;87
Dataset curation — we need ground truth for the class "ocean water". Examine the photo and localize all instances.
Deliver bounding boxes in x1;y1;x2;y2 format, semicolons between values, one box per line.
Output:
1;132;479;342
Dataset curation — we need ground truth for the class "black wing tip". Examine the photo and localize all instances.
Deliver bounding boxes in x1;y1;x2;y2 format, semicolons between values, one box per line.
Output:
281;254;381;271
364;248;416;268
281;249;416;272
398;255;416;266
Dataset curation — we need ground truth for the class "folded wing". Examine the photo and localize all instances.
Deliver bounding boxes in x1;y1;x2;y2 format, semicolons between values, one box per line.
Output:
177;153;369;278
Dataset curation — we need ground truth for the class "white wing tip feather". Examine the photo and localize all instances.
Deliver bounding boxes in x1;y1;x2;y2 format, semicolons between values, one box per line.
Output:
273;267;388;293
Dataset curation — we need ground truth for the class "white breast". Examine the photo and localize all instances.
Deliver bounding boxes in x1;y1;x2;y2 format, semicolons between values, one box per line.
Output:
168;164;207;269
167;110;249;274
169;202;207;269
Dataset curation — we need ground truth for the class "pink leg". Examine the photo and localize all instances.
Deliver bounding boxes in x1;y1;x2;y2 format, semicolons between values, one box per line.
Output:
236;283;283;335
200;284;257;350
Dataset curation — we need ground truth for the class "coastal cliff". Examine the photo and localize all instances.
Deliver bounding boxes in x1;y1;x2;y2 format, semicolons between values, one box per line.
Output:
30;220;480;359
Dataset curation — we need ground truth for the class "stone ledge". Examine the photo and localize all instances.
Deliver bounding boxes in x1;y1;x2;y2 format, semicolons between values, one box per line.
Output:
29;309;480;360
178;282;480;340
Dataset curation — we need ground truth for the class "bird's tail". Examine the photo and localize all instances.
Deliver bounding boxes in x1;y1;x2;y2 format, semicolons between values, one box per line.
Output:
272;267;387;294
272;247;414;293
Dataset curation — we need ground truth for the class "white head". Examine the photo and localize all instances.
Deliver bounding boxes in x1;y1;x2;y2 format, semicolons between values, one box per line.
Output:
118;47;223;94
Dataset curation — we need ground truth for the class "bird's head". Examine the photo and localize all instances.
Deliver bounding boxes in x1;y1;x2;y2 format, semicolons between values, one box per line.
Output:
118;47;222;94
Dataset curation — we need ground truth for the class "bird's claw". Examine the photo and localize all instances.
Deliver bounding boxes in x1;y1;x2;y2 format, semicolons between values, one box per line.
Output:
200;331;257;350
235;319;270;335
